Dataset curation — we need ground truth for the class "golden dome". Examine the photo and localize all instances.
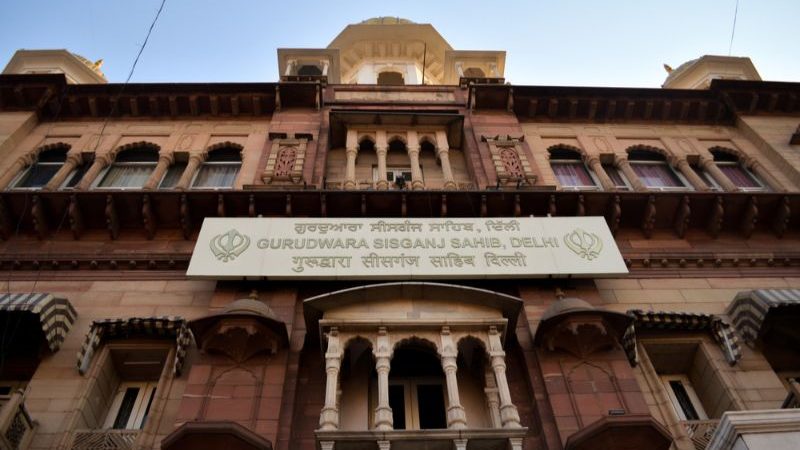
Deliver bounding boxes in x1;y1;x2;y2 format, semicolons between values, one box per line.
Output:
71;52;105;76
359;17;415;25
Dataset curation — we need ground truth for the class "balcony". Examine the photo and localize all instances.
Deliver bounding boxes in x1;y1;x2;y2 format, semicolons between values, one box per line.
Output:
69;430;139;450
682;420;720;450
0;391;37;450
315;428;527;450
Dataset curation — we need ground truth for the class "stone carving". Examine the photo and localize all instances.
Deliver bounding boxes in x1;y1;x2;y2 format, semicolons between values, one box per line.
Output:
500;148;525;178
482;135;537;186
262;134;309;185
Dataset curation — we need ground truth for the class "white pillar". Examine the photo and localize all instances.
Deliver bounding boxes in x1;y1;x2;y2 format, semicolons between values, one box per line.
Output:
321;60;330;76
373;327;393;430
488;327;521;428
406;131;423;190
435;130;457;189
375;131;389;190
319;328;342;431
344;129;358;190
440;327;467;429
484;366;502;428
285;59;297;76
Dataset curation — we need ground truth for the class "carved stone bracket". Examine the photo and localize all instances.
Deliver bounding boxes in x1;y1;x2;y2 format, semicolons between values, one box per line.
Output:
179;194;191;240
674;195;691;238
68;194;83;240
641;195;657;239
31;195;48;240
741;196;758;239
262;134;309;185
0;196;10;240
104;195;119;240
481;135;537;186
606;195;621;236
773;196;791;238
142;194;156;240
708;195;725;238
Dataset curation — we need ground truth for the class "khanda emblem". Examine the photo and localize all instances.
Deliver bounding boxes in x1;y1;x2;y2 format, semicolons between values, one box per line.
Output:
210;229;250;262
563;228;603;261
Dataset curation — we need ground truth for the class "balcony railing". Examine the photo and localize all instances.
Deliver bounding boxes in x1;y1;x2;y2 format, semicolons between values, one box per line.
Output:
69;430;139;450
0;391;37;450
682;419;720;450
316;427;527;450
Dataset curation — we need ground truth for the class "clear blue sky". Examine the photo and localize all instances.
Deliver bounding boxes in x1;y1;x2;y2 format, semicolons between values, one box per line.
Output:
1;0;798;87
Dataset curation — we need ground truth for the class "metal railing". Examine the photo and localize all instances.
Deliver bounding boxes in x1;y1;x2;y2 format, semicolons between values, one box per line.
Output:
682;419;720;450
69;430;139;450
0;391;37;450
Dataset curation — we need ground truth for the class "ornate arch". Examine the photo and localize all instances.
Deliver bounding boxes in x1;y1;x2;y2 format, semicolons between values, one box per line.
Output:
206;141;244;153
547;144;585;161
392;335;441;355
112;141;161;159
625;144;671;161
708;145;746;163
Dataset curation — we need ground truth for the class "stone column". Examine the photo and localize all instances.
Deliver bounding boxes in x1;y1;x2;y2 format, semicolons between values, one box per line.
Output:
746;157;786;191
585;155;615;191
435;130;457;189
321;60;330;77
75;154;113;190
488;327;521;428
671;157;708;191
699;156;737;192
0;155;34;189
143;153;174;190
406;131;424;190
375;131;389;190
319;328;342;431
285;59;297;77
344;129;358;190
373;327;393;430
42;153;82;190
175;153;205;190
454;439;468;450
615;157;647;191
440;327;467;429
484;366;502;428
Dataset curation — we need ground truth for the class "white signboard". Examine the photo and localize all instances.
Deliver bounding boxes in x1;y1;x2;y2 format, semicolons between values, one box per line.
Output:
187;217;628;280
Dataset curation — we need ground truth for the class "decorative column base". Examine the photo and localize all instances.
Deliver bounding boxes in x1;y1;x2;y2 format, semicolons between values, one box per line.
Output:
509;437;523;450
443;180;457;190
454;438;468;450
319;406;339;431
500;402;522;428
319;441;335;450
343;180;357;190
377;440;391;450
376;180;389;190
447;405;468;429
411;180;424;190
374;405;394;430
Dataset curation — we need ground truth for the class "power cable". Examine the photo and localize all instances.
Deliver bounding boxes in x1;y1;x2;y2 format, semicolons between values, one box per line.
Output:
728;0;740;56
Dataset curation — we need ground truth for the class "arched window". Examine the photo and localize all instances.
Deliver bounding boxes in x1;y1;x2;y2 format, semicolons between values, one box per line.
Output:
377;71;404;86
548;146;598;190
709;147;766;191
385;338;447;430
298;64;322;76
628;147;688;191
12;145;70;189
463;67;485;78
192;147;242;189
97;145;159;189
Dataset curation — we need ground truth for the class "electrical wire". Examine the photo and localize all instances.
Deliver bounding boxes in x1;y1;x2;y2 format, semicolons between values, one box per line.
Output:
728;0;740;56
93;0;167;152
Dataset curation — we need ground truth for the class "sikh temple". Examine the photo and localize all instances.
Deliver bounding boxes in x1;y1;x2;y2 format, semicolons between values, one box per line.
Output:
0;17;799;450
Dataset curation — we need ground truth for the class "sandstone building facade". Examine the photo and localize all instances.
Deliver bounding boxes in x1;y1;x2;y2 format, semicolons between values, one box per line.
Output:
0;17;799;450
